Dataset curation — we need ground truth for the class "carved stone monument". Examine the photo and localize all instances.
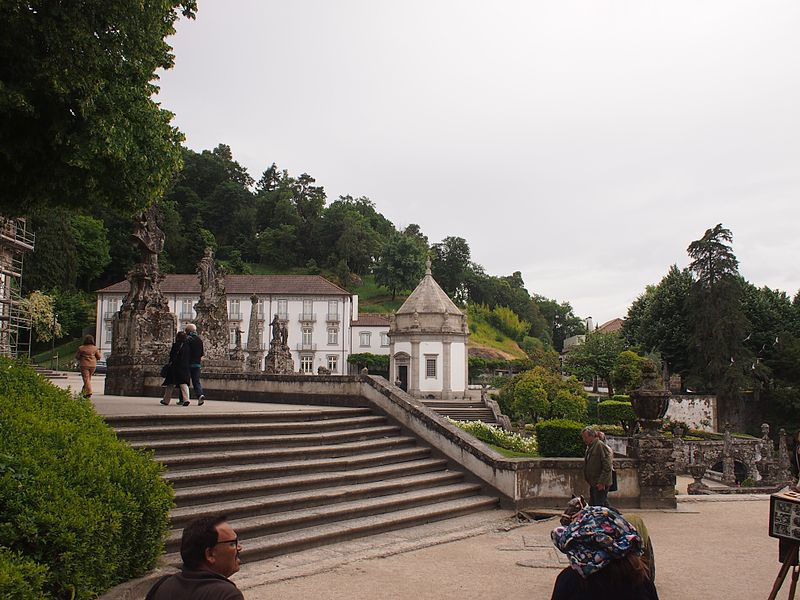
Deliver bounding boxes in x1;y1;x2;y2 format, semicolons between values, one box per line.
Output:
264;313;294;374
245;294;265;371
193;248;241;370
106;204;176;395
627;361;677;508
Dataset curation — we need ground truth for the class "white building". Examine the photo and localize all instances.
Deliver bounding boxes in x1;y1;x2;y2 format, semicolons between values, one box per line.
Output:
388;261;469;398
95;274;391;374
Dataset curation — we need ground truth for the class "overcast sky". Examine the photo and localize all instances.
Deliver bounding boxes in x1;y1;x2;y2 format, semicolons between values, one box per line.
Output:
156;1;800;325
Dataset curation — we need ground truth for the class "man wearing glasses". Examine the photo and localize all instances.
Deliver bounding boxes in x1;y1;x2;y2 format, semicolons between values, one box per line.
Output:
147;515;243;599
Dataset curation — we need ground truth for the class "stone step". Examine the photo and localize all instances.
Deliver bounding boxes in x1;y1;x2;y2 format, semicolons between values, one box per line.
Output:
158;436;418;469
169;470;466;528
164;447;433;488
114;415;388;440
105;407;372;428
422;402;486;408
172;457;449;507
163;495;500;564
128;425;402;455
165;482;483;551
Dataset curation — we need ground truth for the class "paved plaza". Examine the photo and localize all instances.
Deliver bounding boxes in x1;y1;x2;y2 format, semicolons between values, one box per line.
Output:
56;374;780;600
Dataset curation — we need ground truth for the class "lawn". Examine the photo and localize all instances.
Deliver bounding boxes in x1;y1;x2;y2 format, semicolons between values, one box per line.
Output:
30;338;83;369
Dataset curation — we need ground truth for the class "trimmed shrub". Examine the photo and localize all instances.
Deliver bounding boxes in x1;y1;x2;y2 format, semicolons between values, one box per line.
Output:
513;380;550;422
447;419;538;454
535;419;585;457
550;390;588;422
597;400;637;434
0;547;49;599
0;359;173;599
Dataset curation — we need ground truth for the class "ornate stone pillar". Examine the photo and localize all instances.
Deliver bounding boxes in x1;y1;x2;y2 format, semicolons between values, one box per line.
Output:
442;340;452;399
629;361;676;508
409;340;420;395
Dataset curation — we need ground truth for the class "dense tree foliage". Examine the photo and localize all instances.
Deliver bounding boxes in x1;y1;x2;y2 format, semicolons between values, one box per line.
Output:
374;233;426;300
686;224;752;398
563;331;626;397
0;0;196;216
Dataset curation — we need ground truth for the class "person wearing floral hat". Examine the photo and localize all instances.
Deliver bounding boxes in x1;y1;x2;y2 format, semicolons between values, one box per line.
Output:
550;505;659;599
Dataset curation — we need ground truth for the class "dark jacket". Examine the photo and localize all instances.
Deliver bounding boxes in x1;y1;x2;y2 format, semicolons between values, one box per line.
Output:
147;569;243;600
551;566;659;600
163;341;191;386
584;438;613;487
188;333;204;365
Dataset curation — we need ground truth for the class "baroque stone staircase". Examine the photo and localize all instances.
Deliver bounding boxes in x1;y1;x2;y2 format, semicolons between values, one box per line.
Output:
421;399;496;424
107;406;500;564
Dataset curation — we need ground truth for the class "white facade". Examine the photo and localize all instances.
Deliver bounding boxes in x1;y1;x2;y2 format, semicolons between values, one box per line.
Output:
96;277;390;374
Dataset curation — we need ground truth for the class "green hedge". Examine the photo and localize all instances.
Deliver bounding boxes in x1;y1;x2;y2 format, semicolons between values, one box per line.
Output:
0;359;173;599
535;419;585;457
597;400;637;433
0;547;48;599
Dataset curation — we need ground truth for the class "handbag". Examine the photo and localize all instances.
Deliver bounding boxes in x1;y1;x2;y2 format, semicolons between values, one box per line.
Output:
609;469;618;492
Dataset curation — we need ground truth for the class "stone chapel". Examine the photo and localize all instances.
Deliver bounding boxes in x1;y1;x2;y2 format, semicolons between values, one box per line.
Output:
388;259;469;399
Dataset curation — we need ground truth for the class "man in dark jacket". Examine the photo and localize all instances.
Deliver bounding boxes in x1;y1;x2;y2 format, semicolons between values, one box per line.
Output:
185;323;205;405
582;426;613;507
147;515;243;600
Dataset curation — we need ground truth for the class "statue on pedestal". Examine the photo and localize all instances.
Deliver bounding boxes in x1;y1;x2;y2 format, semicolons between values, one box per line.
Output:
193;248;240;368
106;204;176;395
264;313;294;374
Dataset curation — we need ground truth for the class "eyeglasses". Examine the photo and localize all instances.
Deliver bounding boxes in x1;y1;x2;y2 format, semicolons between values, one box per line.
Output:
215;536;239;548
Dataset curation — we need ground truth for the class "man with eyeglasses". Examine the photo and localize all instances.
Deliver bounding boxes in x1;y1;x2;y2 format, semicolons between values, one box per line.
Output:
146;514;243;600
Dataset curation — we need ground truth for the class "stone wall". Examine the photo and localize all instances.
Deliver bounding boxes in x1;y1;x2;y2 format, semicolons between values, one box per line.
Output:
141;369;645;509
666;395;717;432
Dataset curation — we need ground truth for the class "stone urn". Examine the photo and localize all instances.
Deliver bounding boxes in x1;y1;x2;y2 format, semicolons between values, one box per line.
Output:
687;463;709;494
630;361;670;435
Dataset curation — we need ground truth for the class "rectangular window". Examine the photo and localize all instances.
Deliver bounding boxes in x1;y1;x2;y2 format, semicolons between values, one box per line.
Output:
229;328;237;347
327;355;339;373
359;331;371;347
301;354;313;373
426;356;437;378
104;322;113;344
277;299;288;320
105;298;119;320
228;299;241;320
302;327;313;345
328;327;338;345
254;297;264;317
327;300;338;321
181;297;193;321
303;299;313;314
380;332;390;347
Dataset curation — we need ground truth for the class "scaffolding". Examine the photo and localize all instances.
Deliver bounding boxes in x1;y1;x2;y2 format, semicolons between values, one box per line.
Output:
0;217;35;358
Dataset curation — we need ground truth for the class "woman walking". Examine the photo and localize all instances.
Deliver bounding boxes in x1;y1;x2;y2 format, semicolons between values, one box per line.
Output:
161;331;193;406
74;335;102;398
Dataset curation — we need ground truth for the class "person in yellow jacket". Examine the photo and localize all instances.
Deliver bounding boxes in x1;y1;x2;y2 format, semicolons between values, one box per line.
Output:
582;426;613;507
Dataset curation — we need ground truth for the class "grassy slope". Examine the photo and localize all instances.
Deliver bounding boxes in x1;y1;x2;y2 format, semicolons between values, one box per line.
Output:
30;338;83;369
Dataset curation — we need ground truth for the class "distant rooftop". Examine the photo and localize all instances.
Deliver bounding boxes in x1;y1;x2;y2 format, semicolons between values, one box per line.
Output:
97;274;350;296
351;313;390;327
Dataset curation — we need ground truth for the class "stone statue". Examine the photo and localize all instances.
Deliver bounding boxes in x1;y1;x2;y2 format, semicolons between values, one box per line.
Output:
264;312;294;374
106;203;176;396
270;314;281;343
192;249;236;366
235;327;243;349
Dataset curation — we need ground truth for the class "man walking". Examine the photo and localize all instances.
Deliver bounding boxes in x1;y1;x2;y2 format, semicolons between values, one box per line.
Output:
185;323;205;405
582;426;612;507
146;514;243;599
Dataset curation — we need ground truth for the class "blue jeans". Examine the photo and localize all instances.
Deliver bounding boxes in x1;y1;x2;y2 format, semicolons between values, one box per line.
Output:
190;367;204;398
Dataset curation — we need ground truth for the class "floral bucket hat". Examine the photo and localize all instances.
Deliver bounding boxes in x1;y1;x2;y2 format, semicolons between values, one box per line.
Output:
551;505;642;578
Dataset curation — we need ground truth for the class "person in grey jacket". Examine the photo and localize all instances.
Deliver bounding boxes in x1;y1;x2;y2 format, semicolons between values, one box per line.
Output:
146;515;243;600
582;426;613;507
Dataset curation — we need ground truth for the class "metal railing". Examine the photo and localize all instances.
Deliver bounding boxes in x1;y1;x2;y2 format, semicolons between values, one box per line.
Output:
298;312;316;322
180;312;194;320
228;312;243;321
277;312;288;321
296;343;317;351
326;312;340;322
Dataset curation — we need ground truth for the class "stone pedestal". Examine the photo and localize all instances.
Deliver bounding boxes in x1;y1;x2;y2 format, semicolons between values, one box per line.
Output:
687;463;710;495
264;341;294;374
627;435;677;508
